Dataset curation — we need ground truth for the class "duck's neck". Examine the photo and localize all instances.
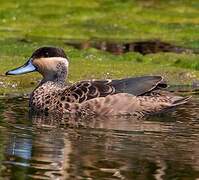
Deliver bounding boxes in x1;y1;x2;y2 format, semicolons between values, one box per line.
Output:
40;62;68;85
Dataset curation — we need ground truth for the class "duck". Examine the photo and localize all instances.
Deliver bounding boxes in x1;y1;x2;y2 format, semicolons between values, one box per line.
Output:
6;46;190;117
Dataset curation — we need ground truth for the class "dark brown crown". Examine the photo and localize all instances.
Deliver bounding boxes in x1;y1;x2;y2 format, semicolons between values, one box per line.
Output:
31;47;67;59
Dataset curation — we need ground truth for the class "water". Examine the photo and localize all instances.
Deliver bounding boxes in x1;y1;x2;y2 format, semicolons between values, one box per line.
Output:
0;94;199;180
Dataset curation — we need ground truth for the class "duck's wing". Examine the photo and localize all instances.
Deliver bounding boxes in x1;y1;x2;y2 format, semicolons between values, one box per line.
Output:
111;75;167;95
61;80;115;103
61;76;167;103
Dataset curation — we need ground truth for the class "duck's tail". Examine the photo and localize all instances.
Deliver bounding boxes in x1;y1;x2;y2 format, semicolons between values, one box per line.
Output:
170;96;191;107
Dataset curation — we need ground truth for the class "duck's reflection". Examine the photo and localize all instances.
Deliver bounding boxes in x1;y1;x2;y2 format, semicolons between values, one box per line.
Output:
30;129;71;179
6;133;32;163
4;127;71;179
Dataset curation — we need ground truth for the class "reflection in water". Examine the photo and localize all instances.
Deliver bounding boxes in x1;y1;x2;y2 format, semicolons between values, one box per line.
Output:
6;133;32;163
0;95;198;179
30;130;71;179
2;127;71;179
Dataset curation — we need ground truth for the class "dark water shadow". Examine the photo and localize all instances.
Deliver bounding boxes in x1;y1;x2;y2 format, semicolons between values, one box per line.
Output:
3;36;199;55
65;39;199;55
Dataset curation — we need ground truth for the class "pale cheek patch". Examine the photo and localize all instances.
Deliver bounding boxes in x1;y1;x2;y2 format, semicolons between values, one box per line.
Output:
32;57;69;74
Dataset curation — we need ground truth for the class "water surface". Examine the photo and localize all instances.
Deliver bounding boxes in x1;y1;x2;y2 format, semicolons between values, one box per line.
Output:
0;93;199;179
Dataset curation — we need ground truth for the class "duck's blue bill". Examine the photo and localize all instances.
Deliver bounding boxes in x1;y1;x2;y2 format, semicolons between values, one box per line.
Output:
6;59;36;75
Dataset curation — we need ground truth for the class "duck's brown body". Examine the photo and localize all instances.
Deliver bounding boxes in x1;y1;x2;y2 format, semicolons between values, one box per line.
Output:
30;76;189;117
6;47;190;118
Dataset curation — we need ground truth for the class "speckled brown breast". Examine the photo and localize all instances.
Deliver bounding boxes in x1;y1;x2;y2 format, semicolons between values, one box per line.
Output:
30;82;65;113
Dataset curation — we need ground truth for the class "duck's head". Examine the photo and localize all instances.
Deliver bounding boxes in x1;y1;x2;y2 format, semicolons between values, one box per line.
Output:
6;46;69;83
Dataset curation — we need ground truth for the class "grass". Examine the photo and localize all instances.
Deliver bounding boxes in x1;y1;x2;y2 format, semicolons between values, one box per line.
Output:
0;0;198;94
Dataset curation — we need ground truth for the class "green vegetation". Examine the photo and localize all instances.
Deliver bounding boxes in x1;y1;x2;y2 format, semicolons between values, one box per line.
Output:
0;0;198;94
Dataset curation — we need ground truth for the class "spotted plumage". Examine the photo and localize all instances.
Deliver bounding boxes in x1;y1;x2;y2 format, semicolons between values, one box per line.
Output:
6;46;190;118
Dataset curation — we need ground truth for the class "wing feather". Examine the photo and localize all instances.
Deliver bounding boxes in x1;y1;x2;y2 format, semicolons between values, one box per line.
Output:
60;76;167;104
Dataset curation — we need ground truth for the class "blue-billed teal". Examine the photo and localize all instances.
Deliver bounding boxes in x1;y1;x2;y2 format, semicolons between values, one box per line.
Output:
6;47;190;117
